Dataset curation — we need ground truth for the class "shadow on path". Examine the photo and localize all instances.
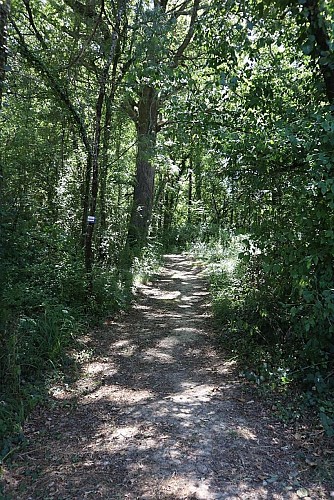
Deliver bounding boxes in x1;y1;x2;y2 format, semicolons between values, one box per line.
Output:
2;255;330;499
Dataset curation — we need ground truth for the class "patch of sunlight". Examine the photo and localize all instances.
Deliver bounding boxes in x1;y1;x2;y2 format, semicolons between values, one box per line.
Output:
127;461;149;473
111;425;139;440
142;348;175;363
171;272;190;279
178;304;192;309
112;339;131;348
121;345;137;357
157;312;183;319
235;426;257;440
235;483;281;498
212;359;237;375
169;448;182;458
50;386;71;399
174;411;191;419
159;291;182;300
134;304;151;310
110;339;137;356
139;285;160;294
181;295;195;301
137;437;158;450
169;383;215;404
157;336;180;348
223;257;238;274
84;386;153;403
159;476;215;499
86;362;112;374
110;387;154;403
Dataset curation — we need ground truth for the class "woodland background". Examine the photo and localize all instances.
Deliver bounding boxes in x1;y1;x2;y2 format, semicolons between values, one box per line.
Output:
0;0;334;452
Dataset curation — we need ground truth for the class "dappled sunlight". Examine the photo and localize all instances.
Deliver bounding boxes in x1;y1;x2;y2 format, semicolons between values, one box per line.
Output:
133;304;151;311
156;336;181;348
177;303;193;309
109;339;138;357
181;294;196;301
158;475;216;499
5;255;329;500
83;385;154;404
193;290;210;297
142;348;175;364
86;361;112;374
111;425;140;441
168;383;215;403
234;426;257;441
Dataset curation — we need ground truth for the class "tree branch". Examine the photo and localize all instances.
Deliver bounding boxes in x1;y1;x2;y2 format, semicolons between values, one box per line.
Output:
11;19;92;157
172;0;200;67
63;0;111;39
22;0;47;49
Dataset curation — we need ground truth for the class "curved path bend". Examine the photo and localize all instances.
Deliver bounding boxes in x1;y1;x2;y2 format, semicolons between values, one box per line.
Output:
2;255;330;499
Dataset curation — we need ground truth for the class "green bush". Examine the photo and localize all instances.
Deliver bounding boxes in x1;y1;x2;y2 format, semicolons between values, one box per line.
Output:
199;236;334;436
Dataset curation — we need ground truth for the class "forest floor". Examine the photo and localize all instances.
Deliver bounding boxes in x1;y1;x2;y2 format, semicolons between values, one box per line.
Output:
1;254;333;499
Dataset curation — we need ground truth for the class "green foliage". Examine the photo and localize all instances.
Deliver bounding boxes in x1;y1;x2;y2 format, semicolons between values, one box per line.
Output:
200;235;334;435
2;0;334;457
87;268;132;319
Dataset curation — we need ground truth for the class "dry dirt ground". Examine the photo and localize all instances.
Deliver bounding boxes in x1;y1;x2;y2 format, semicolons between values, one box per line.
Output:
2;254;333;499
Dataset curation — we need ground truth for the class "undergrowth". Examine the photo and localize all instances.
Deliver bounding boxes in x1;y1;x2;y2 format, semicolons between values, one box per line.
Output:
0;246;162;463
192;236;334;437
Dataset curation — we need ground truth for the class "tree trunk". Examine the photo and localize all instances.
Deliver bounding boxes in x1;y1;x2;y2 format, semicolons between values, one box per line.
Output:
163;190;175;238
187;166;193;225
0;0;9;199
84;1;125;274
126;85;158;258
304;0;334;105
84;83;105;275
0;0;9;108
97;96;112;262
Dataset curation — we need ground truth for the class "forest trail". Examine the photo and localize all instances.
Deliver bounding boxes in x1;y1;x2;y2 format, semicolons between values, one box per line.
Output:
2;255;330;499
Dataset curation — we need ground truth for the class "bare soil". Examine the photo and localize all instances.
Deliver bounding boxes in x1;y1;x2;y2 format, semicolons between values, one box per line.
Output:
2;254;333;499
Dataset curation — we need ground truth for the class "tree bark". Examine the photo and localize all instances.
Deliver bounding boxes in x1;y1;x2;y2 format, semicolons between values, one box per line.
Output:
126;85;158;256
0;0;9;108
0;0;9;200
187;166;193;225
84;84;104;275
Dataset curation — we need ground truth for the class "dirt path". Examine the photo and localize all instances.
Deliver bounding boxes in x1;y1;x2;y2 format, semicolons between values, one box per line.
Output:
2;255;332;499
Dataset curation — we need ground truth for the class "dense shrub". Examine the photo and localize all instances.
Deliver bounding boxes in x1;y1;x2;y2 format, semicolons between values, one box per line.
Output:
194;237;334;436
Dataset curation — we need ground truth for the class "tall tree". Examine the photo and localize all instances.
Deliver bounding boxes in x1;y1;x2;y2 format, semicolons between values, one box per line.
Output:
0;0;9;108
124;0;201;259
